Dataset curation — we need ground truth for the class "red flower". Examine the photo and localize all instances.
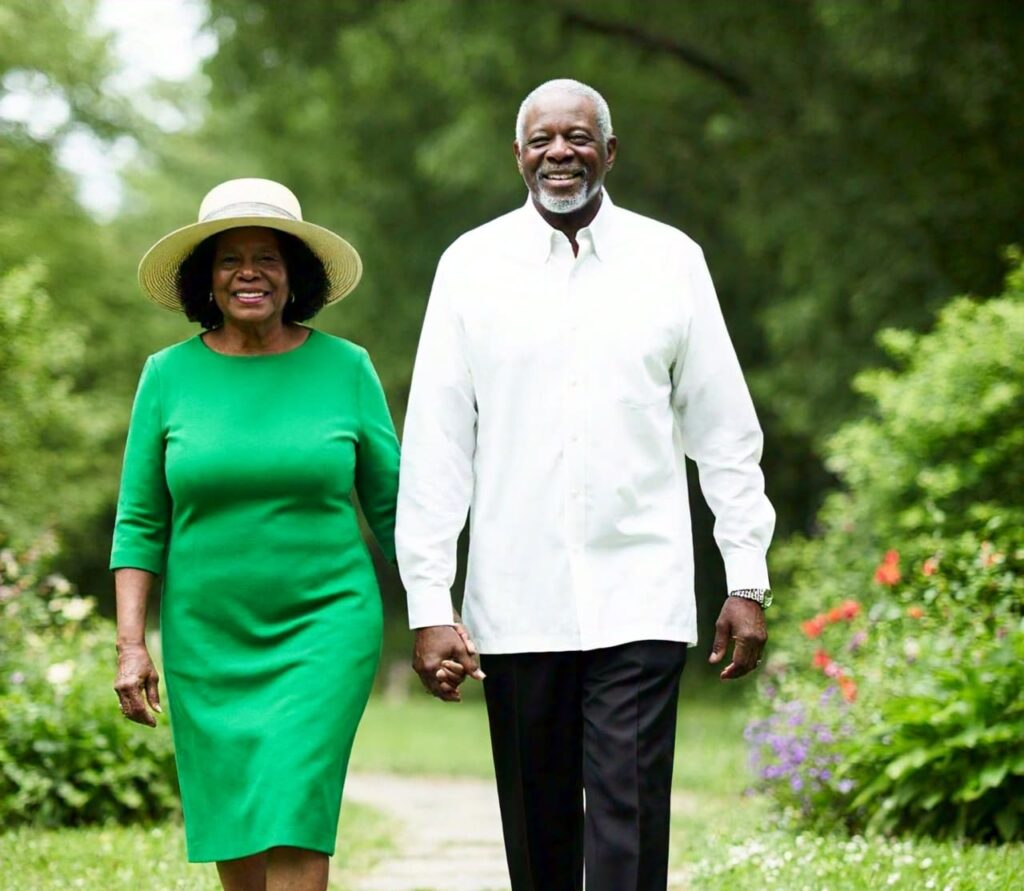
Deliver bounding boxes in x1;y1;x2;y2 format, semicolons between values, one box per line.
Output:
906;605;924;619
801;616;826;638
812;648;832;669
826;605;845;623
839;599;861;620
838;675;858;702
873;549;901;586
922;556;939;577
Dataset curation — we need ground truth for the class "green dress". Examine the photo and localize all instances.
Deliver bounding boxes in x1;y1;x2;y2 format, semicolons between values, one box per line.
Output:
110;329;399;862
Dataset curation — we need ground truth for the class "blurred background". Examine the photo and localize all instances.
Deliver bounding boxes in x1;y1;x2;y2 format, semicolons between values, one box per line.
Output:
3;2;1023;887
4;0;1020;658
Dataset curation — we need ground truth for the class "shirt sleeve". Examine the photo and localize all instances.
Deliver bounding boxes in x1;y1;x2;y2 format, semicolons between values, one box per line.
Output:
671;245;776;592
395;252;477;628
110;356;171;574
354;349;401;563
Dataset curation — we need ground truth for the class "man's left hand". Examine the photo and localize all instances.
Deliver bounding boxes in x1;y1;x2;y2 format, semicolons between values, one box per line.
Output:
708;596;767;680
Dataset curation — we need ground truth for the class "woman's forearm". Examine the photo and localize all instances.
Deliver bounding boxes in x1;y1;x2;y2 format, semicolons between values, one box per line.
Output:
114;567;157;648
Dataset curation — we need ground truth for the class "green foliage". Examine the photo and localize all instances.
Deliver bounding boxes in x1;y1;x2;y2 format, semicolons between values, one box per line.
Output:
0;541;179;828
751;259;1024;841
837;529;1023;841
0;264;112;545
828;254;1024;537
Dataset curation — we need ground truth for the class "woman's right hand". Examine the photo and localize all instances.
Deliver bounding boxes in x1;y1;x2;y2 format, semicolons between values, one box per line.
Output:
114;642;163;727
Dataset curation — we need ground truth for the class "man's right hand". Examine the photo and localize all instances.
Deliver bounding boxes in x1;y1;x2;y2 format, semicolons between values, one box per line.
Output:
412;625;485;702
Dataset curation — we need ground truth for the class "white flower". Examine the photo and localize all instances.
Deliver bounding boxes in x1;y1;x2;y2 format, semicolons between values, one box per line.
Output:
46;660;75;686
0;549;19;579
60;597;94;622
45;574;72;595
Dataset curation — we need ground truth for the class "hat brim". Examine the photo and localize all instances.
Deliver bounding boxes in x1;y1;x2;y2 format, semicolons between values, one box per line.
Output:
137;217;363;311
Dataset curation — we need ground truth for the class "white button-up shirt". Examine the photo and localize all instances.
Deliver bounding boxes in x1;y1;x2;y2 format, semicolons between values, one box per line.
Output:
396;194;775;654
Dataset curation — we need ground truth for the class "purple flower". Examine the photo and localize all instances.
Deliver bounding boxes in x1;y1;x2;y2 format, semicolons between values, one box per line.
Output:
837;779;854;794
9;671;25;685
788;742;809;765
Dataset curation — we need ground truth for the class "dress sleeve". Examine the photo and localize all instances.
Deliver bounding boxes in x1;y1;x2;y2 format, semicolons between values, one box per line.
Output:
110;356;171;573
354;349;401;563
671;245;776;592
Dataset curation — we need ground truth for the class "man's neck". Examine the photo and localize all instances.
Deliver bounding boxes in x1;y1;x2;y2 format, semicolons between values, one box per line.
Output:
532;191;603;257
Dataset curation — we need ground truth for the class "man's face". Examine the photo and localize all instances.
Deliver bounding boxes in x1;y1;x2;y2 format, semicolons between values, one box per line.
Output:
514;92;616;216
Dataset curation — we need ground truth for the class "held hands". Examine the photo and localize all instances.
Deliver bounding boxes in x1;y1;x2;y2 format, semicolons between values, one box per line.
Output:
709;596;768;680
412;620;485;702
114;642;163;726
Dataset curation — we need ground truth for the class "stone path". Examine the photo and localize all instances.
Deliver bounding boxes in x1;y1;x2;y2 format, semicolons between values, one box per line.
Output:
338;772;696;891
340;772;511;891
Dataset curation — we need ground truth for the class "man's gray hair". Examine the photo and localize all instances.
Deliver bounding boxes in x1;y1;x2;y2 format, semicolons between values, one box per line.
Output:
515;79;614;145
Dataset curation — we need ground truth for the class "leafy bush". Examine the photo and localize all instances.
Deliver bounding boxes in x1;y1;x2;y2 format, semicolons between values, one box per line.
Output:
0;262;113;548
751;255;1024;841
0;539;179;827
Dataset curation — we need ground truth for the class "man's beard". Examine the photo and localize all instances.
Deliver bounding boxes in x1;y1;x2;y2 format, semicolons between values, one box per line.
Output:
536;176;594;214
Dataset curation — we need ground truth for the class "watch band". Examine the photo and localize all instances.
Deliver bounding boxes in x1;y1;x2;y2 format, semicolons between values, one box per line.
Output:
729;588;773;609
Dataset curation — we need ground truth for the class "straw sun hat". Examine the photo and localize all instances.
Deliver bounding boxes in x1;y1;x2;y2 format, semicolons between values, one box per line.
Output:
137;178;363;311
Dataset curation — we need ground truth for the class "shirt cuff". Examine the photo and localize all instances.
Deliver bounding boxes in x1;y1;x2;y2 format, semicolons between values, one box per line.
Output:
406;584;457;629
723;550;771;593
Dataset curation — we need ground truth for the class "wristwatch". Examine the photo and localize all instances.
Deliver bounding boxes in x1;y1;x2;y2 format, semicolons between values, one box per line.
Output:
729;588;773;609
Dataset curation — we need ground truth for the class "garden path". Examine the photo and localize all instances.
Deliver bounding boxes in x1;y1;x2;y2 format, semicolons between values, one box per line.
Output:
338;772;697;891
339;771;509;890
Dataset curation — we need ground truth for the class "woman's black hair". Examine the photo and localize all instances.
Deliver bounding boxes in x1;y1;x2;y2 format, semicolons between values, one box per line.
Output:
176;228;330;329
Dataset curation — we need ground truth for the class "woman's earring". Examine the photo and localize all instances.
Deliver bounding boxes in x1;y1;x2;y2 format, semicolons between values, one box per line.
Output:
208;291;214;302
289;292;296;305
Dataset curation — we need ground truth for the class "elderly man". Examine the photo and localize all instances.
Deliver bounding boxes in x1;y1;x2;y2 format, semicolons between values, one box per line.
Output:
396;78;775;891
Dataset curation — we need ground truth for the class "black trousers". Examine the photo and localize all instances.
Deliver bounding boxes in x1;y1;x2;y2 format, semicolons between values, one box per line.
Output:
481;640;688;891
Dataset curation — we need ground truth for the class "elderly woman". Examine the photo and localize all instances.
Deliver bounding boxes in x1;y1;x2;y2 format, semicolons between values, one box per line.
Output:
110;178;402;891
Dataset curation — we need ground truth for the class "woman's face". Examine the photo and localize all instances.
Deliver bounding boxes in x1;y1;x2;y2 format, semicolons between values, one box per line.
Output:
210;227;291;328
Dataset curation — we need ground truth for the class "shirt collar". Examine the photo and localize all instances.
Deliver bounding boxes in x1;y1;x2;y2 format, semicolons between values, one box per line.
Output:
516;190;617;263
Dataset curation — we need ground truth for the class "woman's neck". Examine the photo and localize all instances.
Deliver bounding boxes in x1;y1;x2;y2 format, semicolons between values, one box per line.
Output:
203;322;308;356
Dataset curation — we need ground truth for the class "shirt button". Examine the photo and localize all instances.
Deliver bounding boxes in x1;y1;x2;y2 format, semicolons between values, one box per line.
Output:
569;379;579;388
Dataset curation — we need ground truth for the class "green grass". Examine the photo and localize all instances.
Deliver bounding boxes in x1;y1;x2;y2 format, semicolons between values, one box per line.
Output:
0;801;391;891
4;686;1022;890
350;688;495;778
687;829;1024;891
350;670;753;786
